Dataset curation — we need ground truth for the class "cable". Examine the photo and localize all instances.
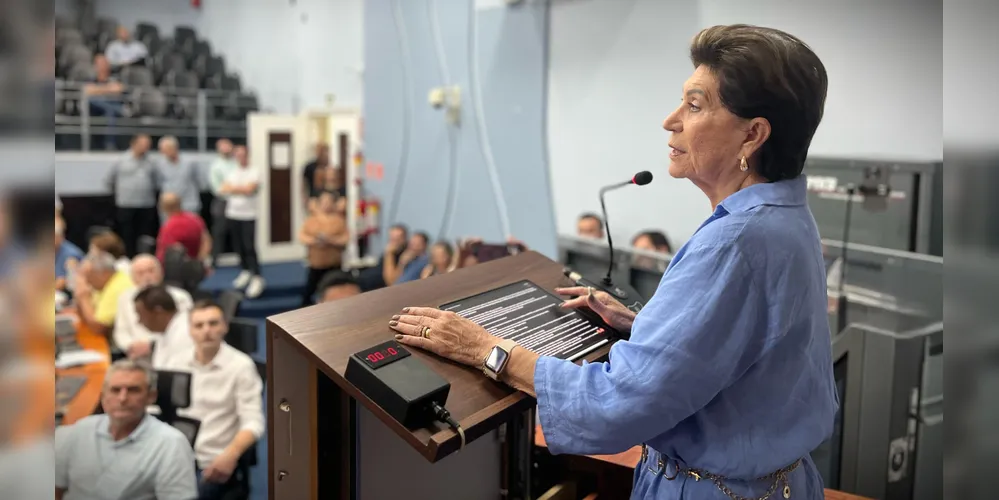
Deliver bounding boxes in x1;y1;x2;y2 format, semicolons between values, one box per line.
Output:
428;0;452;84
439;126;461;240
428;0;460;241
468;0;513;239
431;401;466;450
386;0;415;227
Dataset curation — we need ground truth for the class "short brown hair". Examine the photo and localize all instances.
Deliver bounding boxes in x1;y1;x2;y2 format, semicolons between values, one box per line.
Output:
690;25;828;182
192;298;225;317
89;231;126;259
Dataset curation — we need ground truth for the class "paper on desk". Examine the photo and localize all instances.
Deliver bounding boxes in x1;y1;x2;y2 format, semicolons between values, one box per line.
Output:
55;350;108;369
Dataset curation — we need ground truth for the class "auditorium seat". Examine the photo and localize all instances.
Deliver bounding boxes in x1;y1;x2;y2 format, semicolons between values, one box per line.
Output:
135;22;159;44
121;66;155;87
55;16;257;150
96;17;119;35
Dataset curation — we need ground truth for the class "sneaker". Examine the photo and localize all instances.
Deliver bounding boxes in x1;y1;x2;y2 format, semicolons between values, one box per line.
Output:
233;270;252;289
246;276;266;299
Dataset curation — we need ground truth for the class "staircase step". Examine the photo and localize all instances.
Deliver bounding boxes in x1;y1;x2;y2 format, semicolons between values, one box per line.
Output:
238;295;303;319
201;262;307;299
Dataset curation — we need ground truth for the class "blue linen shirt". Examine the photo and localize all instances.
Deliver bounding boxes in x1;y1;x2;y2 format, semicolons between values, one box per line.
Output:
535;175;838;499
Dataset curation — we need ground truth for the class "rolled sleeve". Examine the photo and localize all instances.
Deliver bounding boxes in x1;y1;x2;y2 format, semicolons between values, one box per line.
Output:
533;243;769;456
235;361;265;439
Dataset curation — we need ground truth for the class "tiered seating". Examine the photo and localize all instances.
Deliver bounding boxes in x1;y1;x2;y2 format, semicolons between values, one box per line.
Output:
55;14;259;150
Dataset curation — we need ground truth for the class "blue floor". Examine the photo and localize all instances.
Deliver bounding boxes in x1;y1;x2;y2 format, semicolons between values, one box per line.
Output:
200;261;309;500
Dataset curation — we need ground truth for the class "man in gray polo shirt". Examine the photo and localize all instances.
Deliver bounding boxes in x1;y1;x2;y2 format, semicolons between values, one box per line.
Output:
157;135;204;217
105;134;158;257
55;359;197;500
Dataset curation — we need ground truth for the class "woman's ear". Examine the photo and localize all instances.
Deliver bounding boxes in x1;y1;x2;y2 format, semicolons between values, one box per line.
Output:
741;117;772;158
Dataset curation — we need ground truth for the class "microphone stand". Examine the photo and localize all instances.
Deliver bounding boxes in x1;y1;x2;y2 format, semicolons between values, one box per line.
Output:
598;184;622;287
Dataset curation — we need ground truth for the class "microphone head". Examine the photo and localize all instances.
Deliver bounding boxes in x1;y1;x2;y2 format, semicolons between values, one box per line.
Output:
632;171;653;186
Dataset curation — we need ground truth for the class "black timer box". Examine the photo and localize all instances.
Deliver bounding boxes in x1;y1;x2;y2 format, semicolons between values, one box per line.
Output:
345;340;451;428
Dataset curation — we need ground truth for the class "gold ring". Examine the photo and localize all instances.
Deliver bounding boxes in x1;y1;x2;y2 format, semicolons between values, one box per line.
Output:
587;286;594;297
422;326;431;339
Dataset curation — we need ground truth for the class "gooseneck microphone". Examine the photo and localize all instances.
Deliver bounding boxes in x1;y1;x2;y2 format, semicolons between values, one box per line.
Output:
599;171;653;286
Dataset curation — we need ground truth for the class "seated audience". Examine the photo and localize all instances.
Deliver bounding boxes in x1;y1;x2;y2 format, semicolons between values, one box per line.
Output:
384;231;429;285
74;250;134;337
631;230;672;254
55;216;83;291
456;238;481;268
220;145;265;298
114;254;193;358
298;192;350;306
89;227;132;275
576;213;604;239
104;25;149;69
156;136;204;216
83;55;125;150
316;270;362;303
630;230;672;271
420;241;455;279
55;359;198;500
132;285;194;368
156;192;211;263
159;300;264;500
356;223;407;291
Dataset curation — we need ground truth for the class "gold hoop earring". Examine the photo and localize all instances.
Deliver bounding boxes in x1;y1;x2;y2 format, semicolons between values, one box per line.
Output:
739;156;748;172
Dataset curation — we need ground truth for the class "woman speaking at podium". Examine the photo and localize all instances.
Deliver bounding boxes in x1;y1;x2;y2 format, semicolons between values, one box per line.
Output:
390;24;837;500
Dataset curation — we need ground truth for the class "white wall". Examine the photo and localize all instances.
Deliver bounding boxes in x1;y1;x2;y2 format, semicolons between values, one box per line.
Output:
92;0;363;113
548;0;943;248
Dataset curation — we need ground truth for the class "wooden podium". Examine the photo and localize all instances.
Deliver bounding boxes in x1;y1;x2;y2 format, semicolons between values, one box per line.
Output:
266;251;615;500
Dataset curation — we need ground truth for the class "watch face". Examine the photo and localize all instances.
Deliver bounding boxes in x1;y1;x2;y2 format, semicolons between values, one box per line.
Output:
485;345;510;372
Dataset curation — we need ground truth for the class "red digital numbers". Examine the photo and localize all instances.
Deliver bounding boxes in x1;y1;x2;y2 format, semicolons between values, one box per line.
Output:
364;346;404;367
367;351;391;364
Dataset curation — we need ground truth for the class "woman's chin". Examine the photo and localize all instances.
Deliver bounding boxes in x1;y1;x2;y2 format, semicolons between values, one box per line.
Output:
667;162;687;179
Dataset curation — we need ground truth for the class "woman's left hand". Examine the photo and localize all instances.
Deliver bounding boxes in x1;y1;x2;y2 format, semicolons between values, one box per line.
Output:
389;307;500;367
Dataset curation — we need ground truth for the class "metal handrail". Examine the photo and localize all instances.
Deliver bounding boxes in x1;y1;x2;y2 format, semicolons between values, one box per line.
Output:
55;80;256;151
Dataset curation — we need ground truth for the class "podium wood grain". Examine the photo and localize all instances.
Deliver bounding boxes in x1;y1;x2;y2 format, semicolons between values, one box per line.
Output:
266;251;612;474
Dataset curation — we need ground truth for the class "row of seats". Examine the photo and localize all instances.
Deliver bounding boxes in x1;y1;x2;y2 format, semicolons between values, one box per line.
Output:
55;15;258;124
56;17;241;92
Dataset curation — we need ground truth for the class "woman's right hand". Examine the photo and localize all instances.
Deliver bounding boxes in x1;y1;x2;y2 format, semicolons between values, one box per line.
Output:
556;286;637;333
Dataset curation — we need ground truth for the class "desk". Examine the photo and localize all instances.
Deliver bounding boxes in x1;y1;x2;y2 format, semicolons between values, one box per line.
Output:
534;425;873;500
56;316;110;425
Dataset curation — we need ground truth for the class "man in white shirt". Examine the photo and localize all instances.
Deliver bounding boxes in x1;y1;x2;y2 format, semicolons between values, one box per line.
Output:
104;25;149;68
114;254;193;358
219;145;266;298
208;139;237;269
55;359;198;500
159;300;264;499
132;285;195;368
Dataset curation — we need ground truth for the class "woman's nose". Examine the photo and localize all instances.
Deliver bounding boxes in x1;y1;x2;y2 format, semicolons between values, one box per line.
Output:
663;112;681;133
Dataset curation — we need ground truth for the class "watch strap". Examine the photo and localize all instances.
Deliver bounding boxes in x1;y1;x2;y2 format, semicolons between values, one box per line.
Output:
483;339;519;380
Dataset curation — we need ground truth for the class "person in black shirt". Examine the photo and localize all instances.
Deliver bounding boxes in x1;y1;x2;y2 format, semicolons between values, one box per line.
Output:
302;143;330;208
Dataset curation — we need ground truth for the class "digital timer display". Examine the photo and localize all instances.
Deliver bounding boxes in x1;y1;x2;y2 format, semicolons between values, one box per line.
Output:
356;341;411;370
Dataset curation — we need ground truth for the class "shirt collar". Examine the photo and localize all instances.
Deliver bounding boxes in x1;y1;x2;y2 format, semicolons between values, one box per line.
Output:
96;413;152;443
186;342;232;370
716;175;808;215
